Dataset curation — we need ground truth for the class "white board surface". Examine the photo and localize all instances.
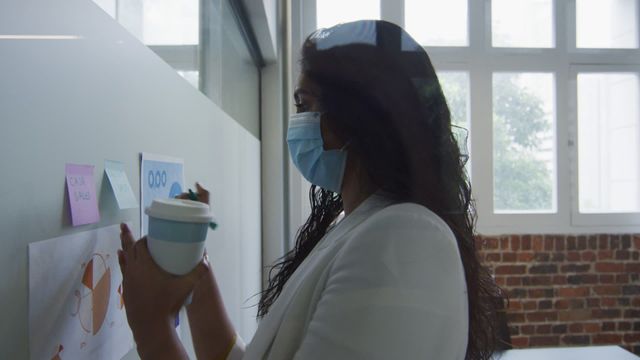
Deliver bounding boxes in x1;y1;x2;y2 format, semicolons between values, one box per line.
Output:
0;0;262;358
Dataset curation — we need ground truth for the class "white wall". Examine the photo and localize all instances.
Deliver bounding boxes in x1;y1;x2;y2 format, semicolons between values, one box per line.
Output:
0;0;261;358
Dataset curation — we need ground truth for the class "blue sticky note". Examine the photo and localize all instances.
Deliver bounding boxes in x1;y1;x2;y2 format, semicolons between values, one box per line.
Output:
104;160;138;209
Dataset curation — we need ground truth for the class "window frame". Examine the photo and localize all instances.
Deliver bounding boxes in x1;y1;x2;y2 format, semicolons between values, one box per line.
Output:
148;45;199;72
292;0;640;235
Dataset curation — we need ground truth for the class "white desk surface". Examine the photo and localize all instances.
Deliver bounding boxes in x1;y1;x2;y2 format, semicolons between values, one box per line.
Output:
492;345;639;360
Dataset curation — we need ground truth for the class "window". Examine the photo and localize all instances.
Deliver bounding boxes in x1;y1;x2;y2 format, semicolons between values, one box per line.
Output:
95;0;199;45
177;70;199;89
576;0;639;49
91;0;200;88
577;73;640;213
316;0;380;29
93;0;116;17
491;0;554;48
438;71;471;170
493;73;556;213
92;0;262;138
405;0;468;46
139;0;199;45
295;0;640;233
439;72;470;128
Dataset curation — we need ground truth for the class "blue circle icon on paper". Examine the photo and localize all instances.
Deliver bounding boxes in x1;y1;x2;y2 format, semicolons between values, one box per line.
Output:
169;182;182;198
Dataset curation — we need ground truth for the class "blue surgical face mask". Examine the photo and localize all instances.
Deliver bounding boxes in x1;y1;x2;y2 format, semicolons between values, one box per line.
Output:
287;112;348;193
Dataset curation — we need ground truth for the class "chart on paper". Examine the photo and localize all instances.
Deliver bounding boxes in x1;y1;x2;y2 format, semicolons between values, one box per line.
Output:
73;253;111;336
29;224;134;360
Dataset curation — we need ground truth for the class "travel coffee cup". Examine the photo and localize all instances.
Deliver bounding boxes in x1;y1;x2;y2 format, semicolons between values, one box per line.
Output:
145;198;213;303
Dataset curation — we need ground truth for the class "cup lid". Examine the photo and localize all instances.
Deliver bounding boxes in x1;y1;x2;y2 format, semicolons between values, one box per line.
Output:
145;198;213;224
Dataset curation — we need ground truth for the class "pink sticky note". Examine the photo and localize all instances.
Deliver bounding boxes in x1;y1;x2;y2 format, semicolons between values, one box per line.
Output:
65;163;100;226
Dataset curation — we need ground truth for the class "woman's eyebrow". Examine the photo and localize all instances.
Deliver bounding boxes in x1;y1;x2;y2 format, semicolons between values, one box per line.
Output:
294;88;308;98
294;88;318;99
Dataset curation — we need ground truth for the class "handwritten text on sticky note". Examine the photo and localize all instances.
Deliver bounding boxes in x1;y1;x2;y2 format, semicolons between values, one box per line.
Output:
104;160;138;209
65;163;100;226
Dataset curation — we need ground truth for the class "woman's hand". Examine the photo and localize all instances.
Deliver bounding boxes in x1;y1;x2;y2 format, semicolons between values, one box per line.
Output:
117;223;208;358
176;182;210;205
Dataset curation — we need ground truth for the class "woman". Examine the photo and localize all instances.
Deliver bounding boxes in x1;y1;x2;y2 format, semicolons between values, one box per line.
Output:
118;20;504;360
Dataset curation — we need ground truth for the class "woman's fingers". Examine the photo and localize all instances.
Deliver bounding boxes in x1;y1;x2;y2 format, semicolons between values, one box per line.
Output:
133;236;152;262
120;223;135;252
185;259;209;284
195;182;207;193
195;182;210;204
140;237;152;261
117;250;127;276
134;236;156;266
174;183;210;204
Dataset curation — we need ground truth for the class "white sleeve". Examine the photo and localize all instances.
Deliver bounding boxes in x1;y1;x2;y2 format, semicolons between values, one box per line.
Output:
292;206;469;360
225;333;246;360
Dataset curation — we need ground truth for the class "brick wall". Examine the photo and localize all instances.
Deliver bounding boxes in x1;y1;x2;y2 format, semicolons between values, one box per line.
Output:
476;234;640;355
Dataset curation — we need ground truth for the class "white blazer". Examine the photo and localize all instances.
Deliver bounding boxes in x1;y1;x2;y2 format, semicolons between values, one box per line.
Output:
228;192;469;359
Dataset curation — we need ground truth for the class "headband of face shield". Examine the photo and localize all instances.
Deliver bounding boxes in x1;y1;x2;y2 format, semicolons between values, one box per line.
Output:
308;20;470;166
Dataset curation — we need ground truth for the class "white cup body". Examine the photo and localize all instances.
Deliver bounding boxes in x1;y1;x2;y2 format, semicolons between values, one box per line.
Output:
147;235;206;275
146;215;209;275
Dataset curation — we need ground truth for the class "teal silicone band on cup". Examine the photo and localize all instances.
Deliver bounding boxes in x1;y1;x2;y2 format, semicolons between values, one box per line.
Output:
148;217;208;243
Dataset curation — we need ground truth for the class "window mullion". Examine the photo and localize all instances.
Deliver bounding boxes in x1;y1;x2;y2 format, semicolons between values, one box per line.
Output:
554;0;573;230
469;0;494;231
469;0;487;52
469;64;494;231
380;0;404;27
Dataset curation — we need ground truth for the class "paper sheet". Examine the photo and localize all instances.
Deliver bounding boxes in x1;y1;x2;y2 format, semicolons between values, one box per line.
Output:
140;153;185;235
65;163;100;226
104;160;138;209
28;224;135;360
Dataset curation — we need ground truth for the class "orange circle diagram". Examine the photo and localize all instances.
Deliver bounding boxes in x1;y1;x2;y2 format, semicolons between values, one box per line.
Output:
72;253;111;336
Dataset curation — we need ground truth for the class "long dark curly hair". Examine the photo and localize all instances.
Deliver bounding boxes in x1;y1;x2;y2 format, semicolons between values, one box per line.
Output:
258;20;506;360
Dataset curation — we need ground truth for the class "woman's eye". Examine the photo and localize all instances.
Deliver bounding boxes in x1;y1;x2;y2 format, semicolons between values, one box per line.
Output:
294;103;307;112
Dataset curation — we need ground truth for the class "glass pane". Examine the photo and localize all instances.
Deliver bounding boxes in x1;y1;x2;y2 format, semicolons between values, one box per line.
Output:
91;1;200;77
177;70;199;89
492;0;554;48
405;0;468;46
93;0;116;17
219;0;260;137
316;0;380;29
141;0;199;45
90;0;260;138
438;72;470;162
578;73;640;213
102;0;199;45
577;0;639;49
493;73;556;213
439;72;470;128
116;0;144;41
